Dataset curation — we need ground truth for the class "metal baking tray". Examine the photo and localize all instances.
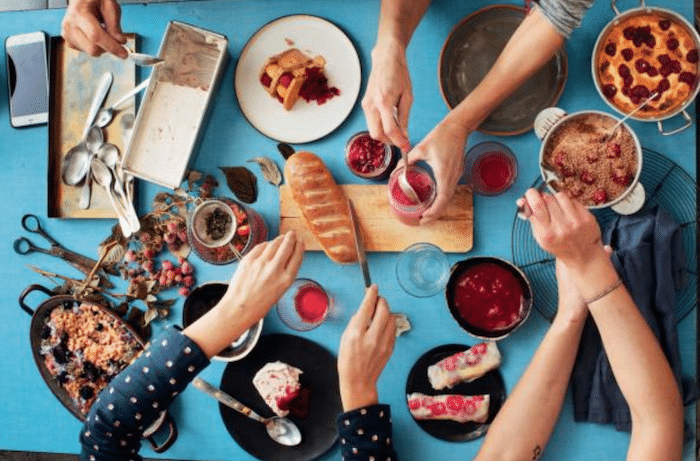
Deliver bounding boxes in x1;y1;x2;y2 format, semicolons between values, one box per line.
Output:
122;21;228;189
47;35;136;218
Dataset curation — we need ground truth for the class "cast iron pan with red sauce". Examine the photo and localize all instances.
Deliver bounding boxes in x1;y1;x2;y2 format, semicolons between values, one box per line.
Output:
219;333;341;461
405;343;506;442
445;256;532;339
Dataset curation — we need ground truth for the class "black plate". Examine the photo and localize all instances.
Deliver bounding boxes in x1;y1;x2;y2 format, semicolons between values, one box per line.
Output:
439;5;567;135
405;344;506;442
219;333;341;461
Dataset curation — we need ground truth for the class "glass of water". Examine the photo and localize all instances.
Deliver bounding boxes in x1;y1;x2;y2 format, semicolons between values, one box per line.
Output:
396;243;450;297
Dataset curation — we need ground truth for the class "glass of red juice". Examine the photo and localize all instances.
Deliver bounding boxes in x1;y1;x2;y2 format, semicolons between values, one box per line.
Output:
466;141;518;195
276;278;333;331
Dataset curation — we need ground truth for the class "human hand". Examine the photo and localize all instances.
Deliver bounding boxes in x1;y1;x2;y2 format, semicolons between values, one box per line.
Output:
407;118;469;224
361;41;412;153
61;0;128;58
338;285;396;411
220;231;305;327
522;189;606;271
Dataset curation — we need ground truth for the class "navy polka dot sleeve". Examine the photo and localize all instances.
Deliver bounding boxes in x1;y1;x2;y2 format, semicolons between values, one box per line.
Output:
79;326;209;461
337;404;398;461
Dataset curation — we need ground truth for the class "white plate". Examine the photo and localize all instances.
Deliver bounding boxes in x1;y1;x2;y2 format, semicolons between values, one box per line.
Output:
235;15;361;143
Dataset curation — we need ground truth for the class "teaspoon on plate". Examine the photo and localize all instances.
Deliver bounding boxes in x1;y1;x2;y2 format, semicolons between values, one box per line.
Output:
192;377;302;446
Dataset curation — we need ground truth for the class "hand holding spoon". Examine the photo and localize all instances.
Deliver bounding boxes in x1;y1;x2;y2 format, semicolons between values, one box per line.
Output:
192;378;302;446
122;45;164;67
392;108;421;204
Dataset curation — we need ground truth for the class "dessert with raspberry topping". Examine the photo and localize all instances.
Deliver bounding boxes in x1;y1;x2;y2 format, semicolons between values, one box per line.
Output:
427;342;501;390
252;361;304;417
259;48;340;110
594;11;699;118
542;113;638;207
407;393;490;424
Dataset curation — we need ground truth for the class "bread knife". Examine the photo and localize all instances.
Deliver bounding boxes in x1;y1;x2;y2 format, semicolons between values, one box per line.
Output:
347;199;371;287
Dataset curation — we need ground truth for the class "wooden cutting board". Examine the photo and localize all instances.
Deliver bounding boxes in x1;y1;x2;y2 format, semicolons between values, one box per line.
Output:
279;184;473;253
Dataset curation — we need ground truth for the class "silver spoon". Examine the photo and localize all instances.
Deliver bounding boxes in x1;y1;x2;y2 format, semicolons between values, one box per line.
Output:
119;113;136;207
78;126;106;209
122;45;164;67
94;78;151;128
96;143;140;232
516;164;560;220
61;72;113;186
603;92;658;143
192;378;302;446
392;108;420;204
91;157;132;237
62;126;103;185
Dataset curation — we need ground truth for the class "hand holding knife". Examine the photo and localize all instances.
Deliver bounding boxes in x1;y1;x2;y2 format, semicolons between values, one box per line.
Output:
347;199;371;288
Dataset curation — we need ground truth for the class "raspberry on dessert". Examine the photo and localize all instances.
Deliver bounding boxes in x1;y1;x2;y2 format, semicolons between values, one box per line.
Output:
606;142;622;158
670;60;682;74
592;189;608;205
667;38;680;51
687;49;699;63
602;84;617;99
660;66;673;77
647;66;659;77
658;54;671;66
554;151;566;167
623;26;635;40
618;64;631;78
560;165;575;177
659;19;672;30
586;151;599;163
679;72;697;87
260;73;272;88
612;167;632;186
278;72;293;88
605;43;617;56
644;34;656;48
635;59;649;73
621;48;634;61
580;171;596;185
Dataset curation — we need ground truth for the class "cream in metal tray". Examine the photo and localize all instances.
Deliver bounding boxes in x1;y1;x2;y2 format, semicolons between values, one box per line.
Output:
122;21;228;189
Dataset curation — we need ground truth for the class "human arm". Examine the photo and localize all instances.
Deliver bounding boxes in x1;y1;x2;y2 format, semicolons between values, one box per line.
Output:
61;0;129;58
521;190;684;461
79;232;304;461
415;7;565;223
474;252;589;461
361;0;432;153
336;285;398;461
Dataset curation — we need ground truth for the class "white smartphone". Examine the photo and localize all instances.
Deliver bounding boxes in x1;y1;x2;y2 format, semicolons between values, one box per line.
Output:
5;31;49;128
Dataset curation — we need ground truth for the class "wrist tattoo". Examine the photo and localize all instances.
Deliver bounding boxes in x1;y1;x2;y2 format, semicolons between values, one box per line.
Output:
532;445;542;460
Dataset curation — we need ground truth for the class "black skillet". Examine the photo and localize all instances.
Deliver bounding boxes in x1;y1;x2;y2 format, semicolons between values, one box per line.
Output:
19;284;177;452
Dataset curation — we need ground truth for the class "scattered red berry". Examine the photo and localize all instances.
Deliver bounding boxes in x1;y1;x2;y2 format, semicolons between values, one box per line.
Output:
679;72;697;87
580;171;596;185
687;49;699;64
605;43;617;56
592;189;608;204
667;38;679;51
659;19;671;31
621;48;634;61
602;84;617;99
606;142;622;158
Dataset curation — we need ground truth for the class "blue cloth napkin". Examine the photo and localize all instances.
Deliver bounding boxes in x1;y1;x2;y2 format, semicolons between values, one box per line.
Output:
572;205;697;433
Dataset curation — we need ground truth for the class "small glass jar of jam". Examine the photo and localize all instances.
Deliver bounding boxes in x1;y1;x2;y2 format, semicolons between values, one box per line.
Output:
345;131;397;180
387;165;436;226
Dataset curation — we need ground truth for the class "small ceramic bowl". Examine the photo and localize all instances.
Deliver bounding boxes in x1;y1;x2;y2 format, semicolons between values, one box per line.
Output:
445;256;532;340
182;282;263;361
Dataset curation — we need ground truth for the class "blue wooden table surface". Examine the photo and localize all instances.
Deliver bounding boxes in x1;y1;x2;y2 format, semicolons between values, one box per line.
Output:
0;0;695;460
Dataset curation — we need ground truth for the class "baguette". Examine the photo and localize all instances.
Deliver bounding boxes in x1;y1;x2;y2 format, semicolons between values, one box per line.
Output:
284;151;358;264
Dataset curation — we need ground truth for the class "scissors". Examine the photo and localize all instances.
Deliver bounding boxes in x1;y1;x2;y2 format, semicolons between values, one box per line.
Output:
14;214;117;278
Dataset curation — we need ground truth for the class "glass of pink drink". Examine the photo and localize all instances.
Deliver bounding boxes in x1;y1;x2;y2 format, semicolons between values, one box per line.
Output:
276;278;333;331
387;165;436;226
